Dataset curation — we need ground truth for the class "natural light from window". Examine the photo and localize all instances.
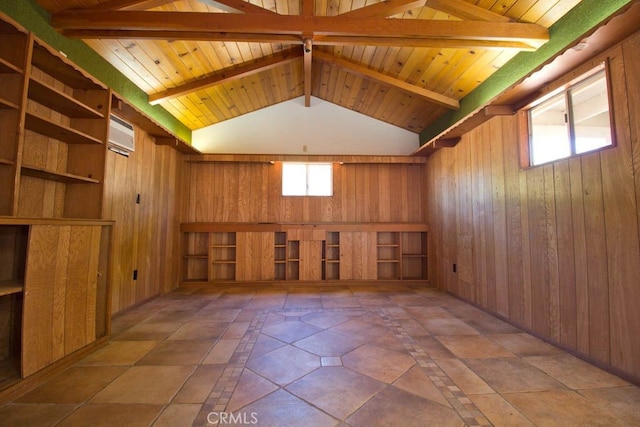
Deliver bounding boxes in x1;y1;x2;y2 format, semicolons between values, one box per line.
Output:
528;64;612;166
282;162;333;196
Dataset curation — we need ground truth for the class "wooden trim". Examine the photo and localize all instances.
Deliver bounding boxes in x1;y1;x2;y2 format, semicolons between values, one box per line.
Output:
185;154;426;164
0;217;114;226
181;222;429;233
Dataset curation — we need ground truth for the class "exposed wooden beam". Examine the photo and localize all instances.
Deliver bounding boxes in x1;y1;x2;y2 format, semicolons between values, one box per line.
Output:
303;39;312;107
314;36;538;50
51;11;549;47
301;0;314;16
341;0;427;18
313;50;459;109
83;0;175;11
426;0;512;22
148;47;303;105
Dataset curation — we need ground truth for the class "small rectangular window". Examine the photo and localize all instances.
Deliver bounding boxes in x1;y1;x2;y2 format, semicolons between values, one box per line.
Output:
282;162;333;196
525;62;613;167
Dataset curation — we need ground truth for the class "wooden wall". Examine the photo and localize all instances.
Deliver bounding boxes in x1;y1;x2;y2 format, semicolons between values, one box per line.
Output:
425;34;640;381
102;126;181;314
181;161;425;224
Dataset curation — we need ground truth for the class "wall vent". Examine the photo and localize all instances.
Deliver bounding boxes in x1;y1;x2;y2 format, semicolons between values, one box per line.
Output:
108;114;135;156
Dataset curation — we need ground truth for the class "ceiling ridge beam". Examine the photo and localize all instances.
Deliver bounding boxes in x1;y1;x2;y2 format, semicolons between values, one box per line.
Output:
149;47;303;105
425;0;511;23
206;0;278;15
50;11;549;47
313;50;459;109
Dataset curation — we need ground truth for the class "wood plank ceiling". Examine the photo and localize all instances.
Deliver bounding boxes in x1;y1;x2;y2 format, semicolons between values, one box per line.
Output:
34;0;579;133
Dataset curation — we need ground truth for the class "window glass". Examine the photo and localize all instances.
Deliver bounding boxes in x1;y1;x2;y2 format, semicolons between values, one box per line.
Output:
526;64;613;167
282;162;333;196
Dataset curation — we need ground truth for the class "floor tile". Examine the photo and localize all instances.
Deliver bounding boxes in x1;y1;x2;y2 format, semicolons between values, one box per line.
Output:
579;385;640;425
112;322;183;341
294;329;364;357
435;358;494;395
301;312;350;329
261;321;322;343
91;365;195;404
488;333;562;356
203;339;241;364
346;385;464;427
142;310;198;324
153;403;201;427
75;341;158;366
136;340;213;365
342;344;415;383
226;369;279;412
392;365;451;407
505;389;630;426
0;403;76;426
167;321;229;341
412;335;457;359
248;334;286;361
58;403;163;427
421;318;481;335
329;319;388;341
470;393;535;427
238;389;337;427
463;358;566;393
287;366;386;419
16;366;126;403
525;354;630;389
436;336;515;359
173;365;225;404
222;322;250;339
247;345;320;386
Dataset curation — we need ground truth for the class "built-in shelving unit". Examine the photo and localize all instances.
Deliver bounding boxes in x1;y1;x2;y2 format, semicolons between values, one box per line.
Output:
0;17;28;217
18;40;110;219
325;232;340;280
0;225;28;386
210;232;236;281
274;232;287;280
377;231;428;280
286;240;300;280
181;232;209;282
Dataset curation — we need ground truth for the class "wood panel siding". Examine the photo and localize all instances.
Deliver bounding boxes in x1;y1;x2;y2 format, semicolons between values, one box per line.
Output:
181;161;425;224
102;123;181;314
426;33;640;382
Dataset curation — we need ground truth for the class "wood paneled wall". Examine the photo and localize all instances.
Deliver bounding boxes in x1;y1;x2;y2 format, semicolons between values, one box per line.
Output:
426;34;640;381
102;126;181;314
181;161;425;224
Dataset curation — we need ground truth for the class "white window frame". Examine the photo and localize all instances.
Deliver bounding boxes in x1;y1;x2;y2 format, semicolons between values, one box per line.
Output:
282;162;333;196
522;61;615;168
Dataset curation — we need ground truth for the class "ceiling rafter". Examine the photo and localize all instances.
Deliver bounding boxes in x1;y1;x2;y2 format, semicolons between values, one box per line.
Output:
340;0;428;18
50;11;549;49
148;47;303;105
82;0;175;11
204;0;278;15
313;50;459;109
425;0;512;23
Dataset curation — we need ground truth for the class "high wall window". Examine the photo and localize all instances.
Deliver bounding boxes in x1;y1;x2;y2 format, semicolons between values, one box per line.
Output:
525;62;614;167
282;162;333;196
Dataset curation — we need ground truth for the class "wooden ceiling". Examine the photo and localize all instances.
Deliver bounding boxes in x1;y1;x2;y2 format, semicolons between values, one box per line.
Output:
34;0;580;134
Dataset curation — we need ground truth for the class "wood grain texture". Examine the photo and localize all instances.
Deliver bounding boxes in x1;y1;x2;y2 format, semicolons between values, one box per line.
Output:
101;121;181;313
182;161;425;224
426;33;640;381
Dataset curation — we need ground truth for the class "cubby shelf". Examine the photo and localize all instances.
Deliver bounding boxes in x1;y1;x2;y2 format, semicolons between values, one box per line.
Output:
0;158;14;166
25;112;103;145
0;56;22;74
21;164;100;184
28;76;105;119
0;280;23;297
0;97;19;110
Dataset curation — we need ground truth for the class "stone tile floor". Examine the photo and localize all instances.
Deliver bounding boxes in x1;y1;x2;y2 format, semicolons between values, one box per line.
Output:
1;282;639;426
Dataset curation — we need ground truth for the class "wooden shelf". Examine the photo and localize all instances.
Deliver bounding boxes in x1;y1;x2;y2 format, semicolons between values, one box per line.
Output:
0;280;24;297
0;96;19;110
0;158;14;166
25;112;103;145
28;76;104;119
31;43;102;91
211;244;236;248
378;259;400;263
0;56;21;74
212;260;235;265
21;164;100;184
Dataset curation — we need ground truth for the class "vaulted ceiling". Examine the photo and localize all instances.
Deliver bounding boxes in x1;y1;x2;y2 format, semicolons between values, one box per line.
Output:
34;0;581;135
